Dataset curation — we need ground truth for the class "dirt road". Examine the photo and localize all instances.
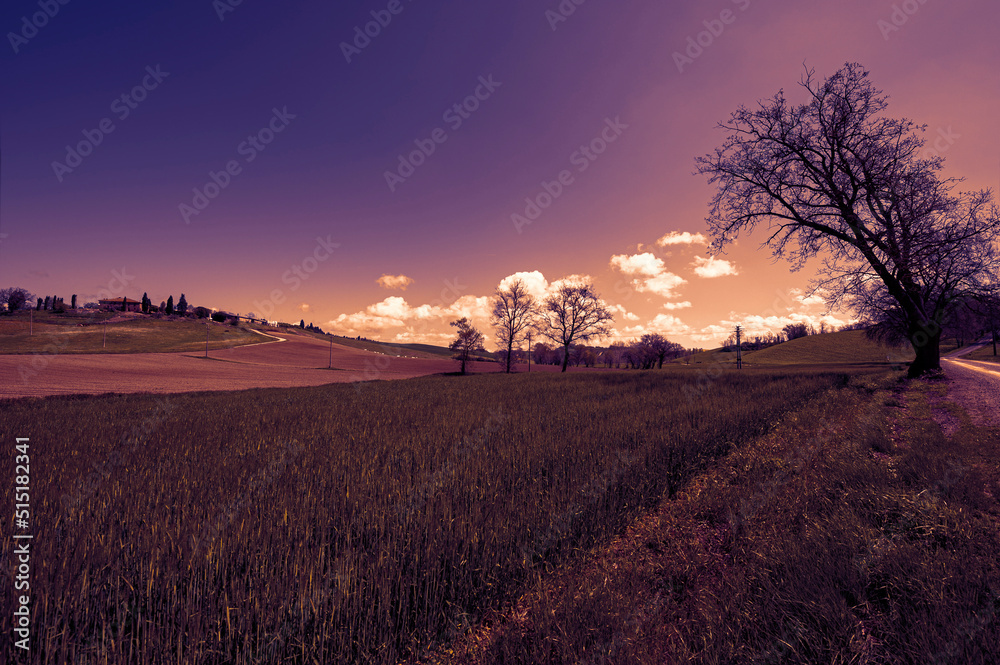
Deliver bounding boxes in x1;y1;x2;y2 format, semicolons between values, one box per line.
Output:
942;347;1000;427
0;329;564;399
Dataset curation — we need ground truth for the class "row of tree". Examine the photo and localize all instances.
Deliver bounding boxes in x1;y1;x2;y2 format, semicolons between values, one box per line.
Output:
450;279;616;374
450;279;697;374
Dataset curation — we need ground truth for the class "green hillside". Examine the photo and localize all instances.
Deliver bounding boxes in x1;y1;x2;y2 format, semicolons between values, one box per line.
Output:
745;330;913;365
0;311;262;354
284;328;493;361
676;330;913;367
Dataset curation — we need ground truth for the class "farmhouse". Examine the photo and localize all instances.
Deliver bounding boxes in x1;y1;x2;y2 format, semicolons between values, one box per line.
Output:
98;297;143;312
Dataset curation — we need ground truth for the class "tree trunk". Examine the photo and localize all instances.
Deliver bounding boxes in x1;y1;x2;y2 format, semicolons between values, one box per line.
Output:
561;343;570;372
907;322;941;377
506;339;513;373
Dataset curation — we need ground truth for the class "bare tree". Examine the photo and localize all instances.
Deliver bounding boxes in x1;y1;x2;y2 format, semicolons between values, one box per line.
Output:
640;333;684;368
0;287;34;313
782;323;809;341
449;317;485;375
539;282;614;372
606;341;627;368
490;278;536;373
696;63;1000;377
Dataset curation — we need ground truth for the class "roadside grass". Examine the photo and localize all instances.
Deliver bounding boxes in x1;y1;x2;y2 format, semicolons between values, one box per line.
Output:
0;314;262;354
0;370;846;664
434;371;1000;664
964;344;1000;364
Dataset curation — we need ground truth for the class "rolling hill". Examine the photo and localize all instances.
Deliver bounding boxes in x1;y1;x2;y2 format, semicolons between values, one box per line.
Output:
676;330;914;367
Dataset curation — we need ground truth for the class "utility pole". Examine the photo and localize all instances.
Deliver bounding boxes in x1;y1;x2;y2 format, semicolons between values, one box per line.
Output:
205;319;210;358
103;320;107;349
734;325;743;369
526;331;532;373
29;309;32;336
329;334;333;369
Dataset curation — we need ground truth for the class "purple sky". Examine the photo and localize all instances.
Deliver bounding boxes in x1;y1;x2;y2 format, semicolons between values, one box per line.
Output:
2;0;997;348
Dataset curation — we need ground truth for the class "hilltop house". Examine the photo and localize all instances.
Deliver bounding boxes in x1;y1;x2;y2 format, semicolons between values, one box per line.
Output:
98;297;143;313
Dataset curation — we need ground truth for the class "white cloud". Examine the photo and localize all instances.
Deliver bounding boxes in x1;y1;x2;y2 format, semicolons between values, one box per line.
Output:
641;273;687;297
614;313;693;341
796;292;826;307
299;303;311;313
549;273;593;291
610;253;687;298
662;301;692;310
691;255;738;278
610;252;665;278
693;312;853;345
376;274;414;290
333;271;621;347
498;271;549;300
608;303;641;322
331;295;491;343
657;231;708;246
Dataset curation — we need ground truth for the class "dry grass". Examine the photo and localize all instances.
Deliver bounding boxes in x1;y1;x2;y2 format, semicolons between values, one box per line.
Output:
0;369;846;663
433;372;1000;664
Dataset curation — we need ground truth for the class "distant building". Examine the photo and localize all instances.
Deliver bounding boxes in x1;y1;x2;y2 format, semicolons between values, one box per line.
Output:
98;297;142;312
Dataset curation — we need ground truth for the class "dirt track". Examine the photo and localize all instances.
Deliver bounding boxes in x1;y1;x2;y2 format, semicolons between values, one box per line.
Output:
0;329;569;399
941;358;1000;427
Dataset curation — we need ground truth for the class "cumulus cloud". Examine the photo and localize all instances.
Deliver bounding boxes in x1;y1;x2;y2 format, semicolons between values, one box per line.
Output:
662;301;692;310
498;270;549;300
331;294;492;342
691;287;854;345
549;273;593;291
656;231;708;246
614;313;693;341
691;255;738;278
299;303;311;313
608;303;641;322
332;270;615;346
610;253;664;278
376;274;414;290
610;253;687;298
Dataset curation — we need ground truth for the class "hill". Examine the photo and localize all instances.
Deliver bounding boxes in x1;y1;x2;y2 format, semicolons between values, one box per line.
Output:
0;310;262;354
284;327;494;361
675;330;914;367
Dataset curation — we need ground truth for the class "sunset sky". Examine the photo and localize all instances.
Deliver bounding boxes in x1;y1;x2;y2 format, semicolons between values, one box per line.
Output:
2;0;997;349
